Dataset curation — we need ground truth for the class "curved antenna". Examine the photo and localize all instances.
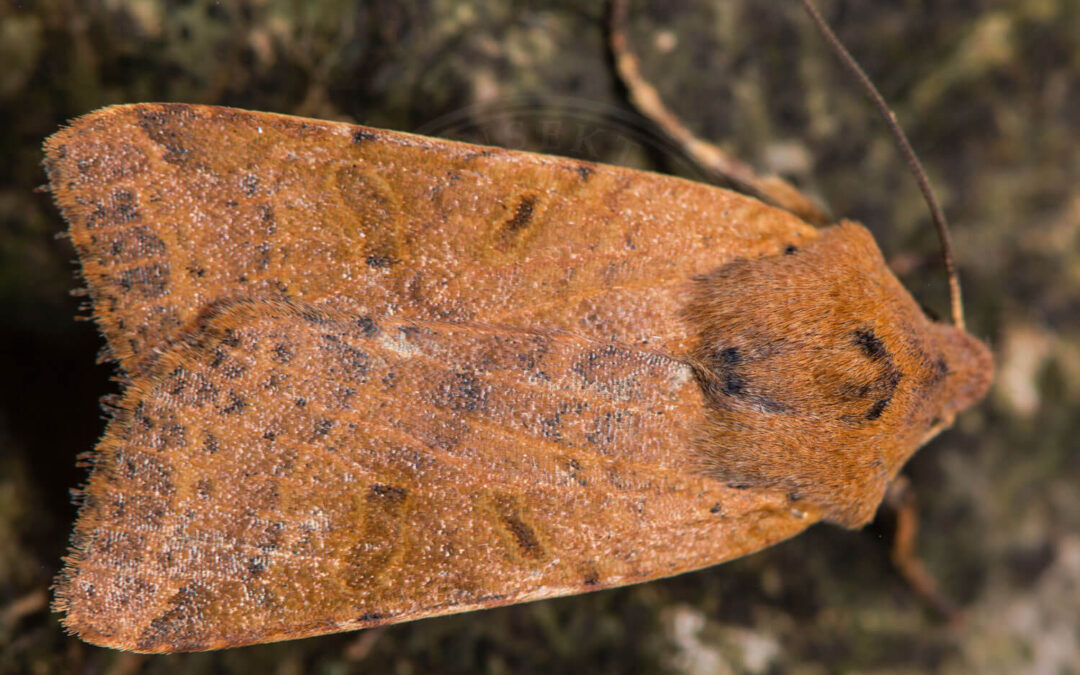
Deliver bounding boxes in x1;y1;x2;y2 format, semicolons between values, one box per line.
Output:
796;0;965;331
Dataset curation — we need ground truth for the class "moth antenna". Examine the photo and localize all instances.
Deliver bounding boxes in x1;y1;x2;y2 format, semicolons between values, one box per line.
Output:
608;0;831;226
796;0;965;331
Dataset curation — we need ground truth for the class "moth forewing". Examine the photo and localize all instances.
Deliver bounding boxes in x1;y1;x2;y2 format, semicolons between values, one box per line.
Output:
45;104;990;652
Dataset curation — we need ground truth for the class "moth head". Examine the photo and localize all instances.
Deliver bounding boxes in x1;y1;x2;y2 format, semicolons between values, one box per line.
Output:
686;221;992;528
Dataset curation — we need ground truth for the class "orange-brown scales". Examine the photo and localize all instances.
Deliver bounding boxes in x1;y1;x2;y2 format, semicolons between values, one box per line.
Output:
44;104;990;652
685;223;991;527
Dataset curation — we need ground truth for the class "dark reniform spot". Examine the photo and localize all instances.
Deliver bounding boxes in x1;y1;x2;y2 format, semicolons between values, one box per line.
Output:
366;255;393;268
504;195;536;233
784;244;799;255
501;512;542;559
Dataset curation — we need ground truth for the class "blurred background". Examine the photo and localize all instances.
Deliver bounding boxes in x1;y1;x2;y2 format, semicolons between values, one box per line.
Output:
1;0;1078;672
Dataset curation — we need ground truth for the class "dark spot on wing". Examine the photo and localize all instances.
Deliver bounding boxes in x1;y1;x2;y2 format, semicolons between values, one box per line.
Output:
565;457;587;486
255;203;276;235
136;584;209;652
137;104;198;164
370;483;407;504
253;521;284;552
152;422;188;451
118;263;170;299
109;188;140;223
105;225;165;263
434;372;488;412
272;343;293;363
221;329;241;348
200;432;219;454
356;315;378;337
84;201;109;229
164;367;218;406
504;194;537;233
240;174;259;197
320;335;369;382
366;254;394;268
582;562;600;585
299;307;329;326
122;450;175;496
219;391;246;415
312;418;334;437
494;496;544;560
352;129;378;145
216;353;247;379
248;556;270;578
346;483;408;589
584;410;628;448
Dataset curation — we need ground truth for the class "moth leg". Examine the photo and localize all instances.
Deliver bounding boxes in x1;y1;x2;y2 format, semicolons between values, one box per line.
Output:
608;0;831;226
884;476;963;623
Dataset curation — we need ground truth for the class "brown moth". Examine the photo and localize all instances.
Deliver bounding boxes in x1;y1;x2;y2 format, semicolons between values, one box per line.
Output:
43;101;991;653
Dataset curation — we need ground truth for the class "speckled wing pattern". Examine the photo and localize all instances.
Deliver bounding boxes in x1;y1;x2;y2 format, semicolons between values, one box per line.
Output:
44;104;821;652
